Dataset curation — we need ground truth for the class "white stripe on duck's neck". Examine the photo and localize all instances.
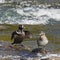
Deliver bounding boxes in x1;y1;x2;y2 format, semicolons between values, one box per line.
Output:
16;30;25;35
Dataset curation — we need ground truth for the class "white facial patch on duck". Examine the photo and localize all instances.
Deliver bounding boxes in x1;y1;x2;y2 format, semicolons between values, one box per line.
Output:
16;30;25;35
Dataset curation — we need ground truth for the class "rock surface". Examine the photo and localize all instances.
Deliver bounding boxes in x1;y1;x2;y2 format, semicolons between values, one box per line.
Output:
0;41;60;60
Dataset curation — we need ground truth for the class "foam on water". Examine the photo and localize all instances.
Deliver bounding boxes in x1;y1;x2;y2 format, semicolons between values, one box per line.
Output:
0;54;60;60
16;8;60;25
0;0;5;3
0;6;60;25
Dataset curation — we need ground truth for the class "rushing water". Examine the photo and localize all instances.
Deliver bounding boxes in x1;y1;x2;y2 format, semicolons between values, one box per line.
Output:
0;6;60;24
0;6;60;59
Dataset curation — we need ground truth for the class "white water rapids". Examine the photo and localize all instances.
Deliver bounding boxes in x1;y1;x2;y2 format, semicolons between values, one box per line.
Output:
0;54;60;60
0;6;60;25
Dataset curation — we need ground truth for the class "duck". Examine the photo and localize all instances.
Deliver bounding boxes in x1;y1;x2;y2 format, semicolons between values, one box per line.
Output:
37;31;48;48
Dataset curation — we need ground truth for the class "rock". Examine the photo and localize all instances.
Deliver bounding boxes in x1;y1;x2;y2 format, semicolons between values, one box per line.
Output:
32;48;47;54
0;41;60;60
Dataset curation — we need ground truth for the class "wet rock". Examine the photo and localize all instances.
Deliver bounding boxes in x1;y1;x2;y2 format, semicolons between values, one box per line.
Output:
32;48;48;54
0;41;60;60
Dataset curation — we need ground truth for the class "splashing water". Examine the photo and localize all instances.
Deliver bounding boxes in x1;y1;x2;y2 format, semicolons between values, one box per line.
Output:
0;6;60;25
